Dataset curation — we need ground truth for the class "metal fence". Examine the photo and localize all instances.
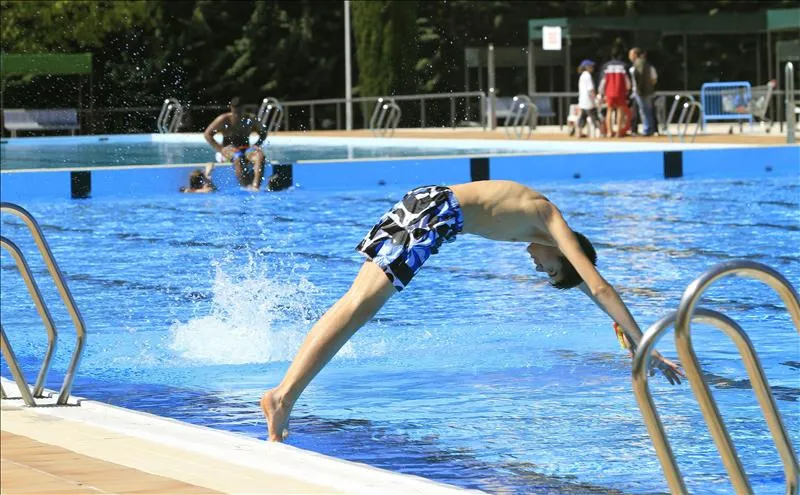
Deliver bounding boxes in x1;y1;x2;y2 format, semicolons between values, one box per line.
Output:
4;89;798;137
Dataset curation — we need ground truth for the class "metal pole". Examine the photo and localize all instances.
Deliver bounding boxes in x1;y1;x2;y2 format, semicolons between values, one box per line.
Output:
528;38;536;95
488;43;496;130
464;63;470;120
768;31;776;131
344;0;353;131
683;34;689;90
756;33;761;88
565;33;571;96
787;62;796;144
777;49;784;133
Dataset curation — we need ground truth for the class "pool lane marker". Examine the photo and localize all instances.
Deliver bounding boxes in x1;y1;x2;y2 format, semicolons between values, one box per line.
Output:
470;157;489;181
71;171;91;199
663;151;683;179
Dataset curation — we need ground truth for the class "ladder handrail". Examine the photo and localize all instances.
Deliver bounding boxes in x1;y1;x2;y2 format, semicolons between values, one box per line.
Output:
369;97;402;137
632;260;800;495
0;202;87;405
156;98;183;134
257;97;283;133
0;235;58;399
666;94;703;143
1;324;36;406
503;95;537;140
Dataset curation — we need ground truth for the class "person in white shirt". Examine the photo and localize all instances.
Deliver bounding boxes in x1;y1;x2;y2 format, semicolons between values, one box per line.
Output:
576;59;600;138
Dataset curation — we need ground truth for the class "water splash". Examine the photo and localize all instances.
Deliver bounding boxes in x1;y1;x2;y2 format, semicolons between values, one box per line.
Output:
168;256;330;365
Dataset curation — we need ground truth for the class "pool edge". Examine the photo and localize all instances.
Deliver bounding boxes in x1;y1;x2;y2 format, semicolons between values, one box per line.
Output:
0;377;481;495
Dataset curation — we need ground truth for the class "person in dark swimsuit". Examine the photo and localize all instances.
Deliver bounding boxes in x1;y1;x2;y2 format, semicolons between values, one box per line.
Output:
203;97;269;191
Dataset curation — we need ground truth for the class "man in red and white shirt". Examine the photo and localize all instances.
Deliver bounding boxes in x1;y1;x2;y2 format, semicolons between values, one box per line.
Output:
598;49;632;137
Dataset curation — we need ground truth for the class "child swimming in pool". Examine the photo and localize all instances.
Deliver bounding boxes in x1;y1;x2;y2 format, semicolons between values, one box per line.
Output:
261;179;684;441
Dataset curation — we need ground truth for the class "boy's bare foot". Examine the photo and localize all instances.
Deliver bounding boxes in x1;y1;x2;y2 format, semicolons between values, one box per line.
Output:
260;389;290;442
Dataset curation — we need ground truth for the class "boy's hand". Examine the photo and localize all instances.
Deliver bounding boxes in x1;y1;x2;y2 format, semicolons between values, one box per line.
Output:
651;354;685;385
613;323;685;385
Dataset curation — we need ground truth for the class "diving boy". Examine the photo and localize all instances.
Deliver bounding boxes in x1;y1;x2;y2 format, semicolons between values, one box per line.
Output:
261;180;684;441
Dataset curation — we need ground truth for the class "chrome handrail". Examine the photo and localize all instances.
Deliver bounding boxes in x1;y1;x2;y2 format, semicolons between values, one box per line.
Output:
257;97;283;133
633;260;800;495
503;95;538;140
666;94;703;143
1;324;36;406
156;98;183;133
1;202;87;405
369;97;402;137
0;236;58;398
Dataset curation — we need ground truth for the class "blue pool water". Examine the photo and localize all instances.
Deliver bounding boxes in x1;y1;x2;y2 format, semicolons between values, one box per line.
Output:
0;134;740;171
2;175;799;494
0;137;547;170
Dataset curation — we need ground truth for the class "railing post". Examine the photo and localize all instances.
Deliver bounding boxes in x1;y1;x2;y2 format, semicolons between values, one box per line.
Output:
450;96;456;129
488;43;496;130
786;62;796;144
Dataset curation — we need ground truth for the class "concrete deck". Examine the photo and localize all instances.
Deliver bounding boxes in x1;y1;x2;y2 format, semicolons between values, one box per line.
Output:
1;379;479;495
277;123;796;146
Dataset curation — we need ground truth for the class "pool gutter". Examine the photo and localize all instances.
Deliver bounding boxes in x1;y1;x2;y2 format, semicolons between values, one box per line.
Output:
0;378;480;494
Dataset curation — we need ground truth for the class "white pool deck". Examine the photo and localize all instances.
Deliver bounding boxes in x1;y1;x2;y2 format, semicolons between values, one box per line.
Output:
1;378;481;494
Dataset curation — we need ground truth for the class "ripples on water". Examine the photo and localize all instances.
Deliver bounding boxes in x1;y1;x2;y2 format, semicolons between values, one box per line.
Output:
2;176;798;494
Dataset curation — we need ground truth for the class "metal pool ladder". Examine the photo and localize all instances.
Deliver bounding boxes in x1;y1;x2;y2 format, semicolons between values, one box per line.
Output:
0;202;87;406
369;97;401;137
665;94;703;143
632;260;799;494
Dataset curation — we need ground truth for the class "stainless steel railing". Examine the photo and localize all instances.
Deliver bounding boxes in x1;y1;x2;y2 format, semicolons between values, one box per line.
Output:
0;202;87;406
632;260;800;494
666;94;703;143
369;97;402;137
156;97;184;133
257;97;284;133
502;95;538;140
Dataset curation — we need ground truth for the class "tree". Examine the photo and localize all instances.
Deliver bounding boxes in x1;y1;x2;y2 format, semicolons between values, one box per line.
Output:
352;0;418;97
0;0;153;53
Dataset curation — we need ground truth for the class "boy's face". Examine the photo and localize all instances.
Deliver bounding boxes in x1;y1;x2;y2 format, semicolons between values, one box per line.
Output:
527;243;563;284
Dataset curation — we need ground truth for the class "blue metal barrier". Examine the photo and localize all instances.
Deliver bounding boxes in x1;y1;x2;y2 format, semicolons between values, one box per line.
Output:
700;82;754;130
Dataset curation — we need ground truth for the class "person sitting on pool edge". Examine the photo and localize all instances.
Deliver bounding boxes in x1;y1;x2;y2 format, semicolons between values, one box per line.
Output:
203;97;269;191
260;179;685;442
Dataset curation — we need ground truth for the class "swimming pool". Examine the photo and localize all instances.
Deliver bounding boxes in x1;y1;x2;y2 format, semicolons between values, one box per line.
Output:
0;133;749;171
2;171;798;493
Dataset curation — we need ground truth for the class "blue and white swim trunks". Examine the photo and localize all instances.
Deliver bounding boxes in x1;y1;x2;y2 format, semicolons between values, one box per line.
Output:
356;185;464;291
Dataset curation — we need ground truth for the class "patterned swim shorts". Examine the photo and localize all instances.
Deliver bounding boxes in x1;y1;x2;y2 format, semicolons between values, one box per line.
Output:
356;185;464;291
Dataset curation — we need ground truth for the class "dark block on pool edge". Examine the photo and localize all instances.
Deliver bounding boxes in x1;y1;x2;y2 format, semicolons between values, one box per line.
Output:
663;151;683;179
267;163;293;191
470;157;490;181
71;171;91;199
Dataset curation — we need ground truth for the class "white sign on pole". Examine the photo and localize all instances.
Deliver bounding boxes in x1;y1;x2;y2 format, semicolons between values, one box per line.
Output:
542;26;562;51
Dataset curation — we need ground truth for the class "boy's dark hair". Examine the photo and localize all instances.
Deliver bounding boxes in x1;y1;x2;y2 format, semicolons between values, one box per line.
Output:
189;169;208;189
552;231;597;290
229;96;242;109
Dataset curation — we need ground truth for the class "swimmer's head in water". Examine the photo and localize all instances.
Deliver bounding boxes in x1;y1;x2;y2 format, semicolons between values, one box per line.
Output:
189;169;209;190
527;231;596;290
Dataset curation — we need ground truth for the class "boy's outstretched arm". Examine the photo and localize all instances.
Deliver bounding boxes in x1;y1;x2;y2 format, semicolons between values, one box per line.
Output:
542;204;684;384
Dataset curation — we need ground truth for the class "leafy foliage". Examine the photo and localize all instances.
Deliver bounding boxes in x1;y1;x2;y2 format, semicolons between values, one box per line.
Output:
1;0;797;131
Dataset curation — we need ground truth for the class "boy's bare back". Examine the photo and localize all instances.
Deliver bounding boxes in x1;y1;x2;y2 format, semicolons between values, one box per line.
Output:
449;180;556;243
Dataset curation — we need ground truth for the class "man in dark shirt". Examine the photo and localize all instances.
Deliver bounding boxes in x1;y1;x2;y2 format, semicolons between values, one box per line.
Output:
204;97;269;191
628;48;658;137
